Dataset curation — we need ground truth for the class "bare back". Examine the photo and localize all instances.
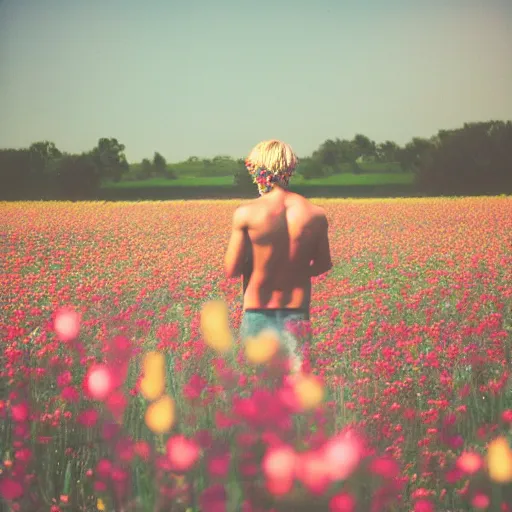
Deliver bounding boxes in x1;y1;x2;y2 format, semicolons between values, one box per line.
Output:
242;189;327;310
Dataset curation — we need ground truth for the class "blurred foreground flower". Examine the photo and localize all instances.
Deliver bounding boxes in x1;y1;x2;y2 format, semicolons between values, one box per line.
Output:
140;351;166;401
487;436;512;483
84;364;114;401
145;395;175;434
263;445;296;495
0;477;24;501
54;306;81;342
200;300;233;353
167;435;201;472
323;429;363;481
329;492;356;512
290;373;325;411
456;451;483;475
245;329;280;365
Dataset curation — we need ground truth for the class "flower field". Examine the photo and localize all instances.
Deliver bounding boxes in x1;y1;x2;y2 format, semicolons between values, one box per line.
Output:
1;197;512;512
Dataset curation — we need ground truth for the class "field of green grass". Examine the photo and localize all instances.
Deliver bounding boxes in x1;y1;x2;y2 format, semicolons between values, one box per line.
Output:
296;172;414;186
103;172;414;189
104;176;234;188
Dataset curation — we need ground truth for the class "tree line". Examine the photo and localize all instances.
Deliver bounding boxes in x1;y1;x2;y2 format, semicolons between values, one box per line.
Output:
0;120;510;199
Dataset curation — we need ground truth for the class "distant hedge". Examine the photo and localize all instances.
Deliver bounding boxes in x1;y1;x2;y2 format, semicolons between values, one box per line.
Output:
92;184;422;201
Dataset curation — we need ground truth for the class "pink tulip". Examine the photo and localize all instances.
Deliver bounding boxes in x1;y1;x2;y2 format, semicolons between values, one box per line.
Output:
262;445;296;482
166;435;201;472
295;450;330;495
323;432;362;481
84;364;113;401
54;307;80;342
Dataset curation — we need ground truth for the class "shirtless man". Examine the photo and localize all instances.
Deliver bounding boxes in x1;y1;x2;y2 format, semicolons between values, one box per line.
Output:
224;140;332;371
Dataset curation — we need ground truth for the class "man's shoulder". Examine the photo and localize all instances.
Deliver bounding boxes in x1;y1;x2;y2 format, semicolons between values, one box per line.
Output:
235;200;256;215
233;201;258;228
299;198;325;218
308;204;328;228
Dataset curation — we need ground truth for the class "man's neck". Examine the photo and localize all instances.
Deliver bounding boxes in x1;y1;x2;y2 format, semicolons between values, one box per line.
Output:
262;184;287;196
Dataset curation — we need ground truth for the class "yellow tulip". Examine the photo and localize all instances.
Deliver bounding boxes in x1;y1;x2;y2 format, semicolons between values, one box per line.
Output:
487;436;512;483
245;330;280;365
200;301;232;353
140;351;166;401
145;395;175;434
293;374;325;411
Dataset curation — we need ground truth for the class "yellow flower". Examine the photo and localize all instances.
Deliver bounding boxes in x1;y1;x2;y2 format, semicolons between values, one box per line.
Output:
200;301;232;353
293;374;325;410
487;436;512;483
245;330;280;365
97;498;106;511
140;351;166;401
145;395;175;434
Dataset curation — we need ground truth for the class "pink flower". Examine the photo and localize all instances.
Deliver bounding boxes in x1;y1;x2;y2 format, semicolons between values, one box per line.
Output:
166;435;201;472
84;364;113;401
266;476;294;496
414;499;434;512
368;456;399;479
207;450;231;478
77;409;99;428
95;459;113;480
56;371;72;387
323;431;362;481
61;386;80;403
105;390;127;420
456;451;483;475
11;402;29;422
472;493;490;509
54;307;80;342
502;410;512;423
199;484;227;512
330;492;356;512
0;478;23;500
295;449;330;495
263;445;296;483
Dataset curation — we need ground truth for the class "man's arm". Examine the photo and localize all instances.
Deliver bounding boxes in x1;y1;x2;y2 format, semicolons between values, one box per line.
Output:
309;213;332;278
224;206;249;279
242;232;253;292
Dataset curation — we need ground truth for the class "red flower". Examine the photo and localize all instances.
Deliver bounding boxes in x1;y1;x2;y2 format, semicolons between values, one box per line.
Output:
330;492;356;512
199;484;227;512
0;478;23;500
11;402;29;423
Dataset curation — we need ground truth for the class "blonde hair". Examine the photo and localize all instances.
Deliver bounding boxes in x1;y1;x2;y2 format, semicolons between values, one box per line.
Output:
245;140;298;195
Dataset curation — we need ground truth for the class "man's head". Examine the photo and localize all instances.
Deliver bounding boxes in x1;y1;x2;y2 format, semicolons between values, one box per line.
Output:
245;140;298;196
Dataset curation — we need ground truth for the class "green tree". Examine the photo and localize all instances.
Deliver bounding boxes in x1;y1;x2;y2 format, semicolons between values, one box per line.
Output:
298;157;329;179
233;159;254;192
376;141;400;163
140;158;153;179
28;141;62;192
0;149;32;199
313;139;340;169
29;141;61;171
153;152;167;176
91;138;128;183
352;134;377;161
397;137;435;173
55;154;101;199
416;121;512;195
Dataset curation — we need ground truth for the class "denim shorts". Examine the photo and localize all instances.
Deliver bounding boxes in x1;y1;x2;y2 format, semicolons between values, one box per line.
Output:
240;309;310;371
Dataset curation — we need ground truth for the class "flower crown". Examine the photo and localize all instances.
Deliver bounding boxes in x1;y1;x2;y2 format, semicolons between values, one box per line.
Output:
245;160;297;195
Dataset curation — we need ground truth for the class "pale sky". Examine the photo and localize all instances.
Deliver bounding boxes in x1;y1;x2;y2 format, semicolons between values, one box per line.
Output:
0;0;511;163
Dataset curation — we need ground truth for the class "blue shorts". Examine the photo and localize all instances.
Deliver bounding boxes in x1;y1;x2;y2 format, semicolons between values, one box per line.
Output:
240;309;310;370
